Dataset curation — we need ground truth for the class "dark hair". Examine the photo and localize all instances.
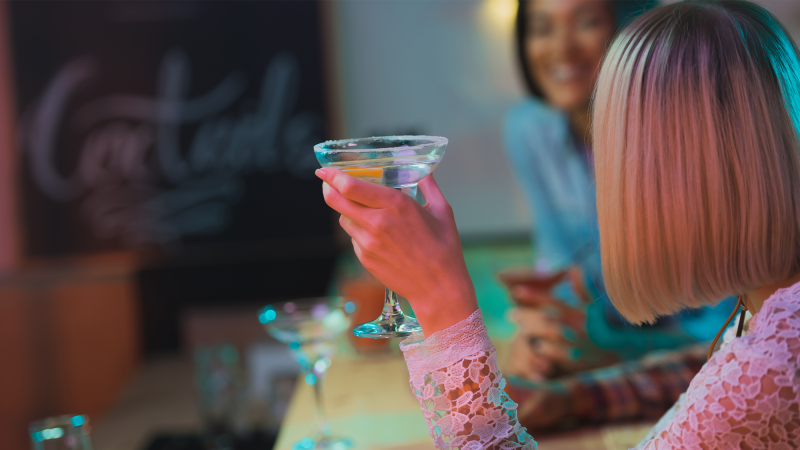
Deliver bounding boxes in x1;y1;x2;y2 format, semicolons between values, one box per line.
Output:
514;0;657;98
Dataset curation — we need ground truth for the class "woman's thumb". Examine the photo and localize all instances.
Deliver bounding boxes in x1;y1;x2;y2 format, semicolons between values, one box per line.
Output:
418;175;452;217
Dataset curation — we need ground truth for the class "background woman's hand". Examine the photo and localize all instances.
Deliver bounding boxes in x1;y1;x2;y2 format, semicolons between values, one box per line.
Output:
500;268;618;379
316;168;478;336
504;285;585;380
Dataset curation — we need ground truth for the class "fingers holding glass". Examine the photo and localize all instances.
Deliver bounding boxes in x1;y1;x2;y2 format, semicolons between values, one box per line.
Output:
314;136;449;338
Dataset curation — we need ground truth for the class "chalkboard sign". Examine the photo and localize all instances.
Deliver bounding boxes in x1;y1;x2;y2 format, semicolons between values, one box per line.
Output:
9;1;332;256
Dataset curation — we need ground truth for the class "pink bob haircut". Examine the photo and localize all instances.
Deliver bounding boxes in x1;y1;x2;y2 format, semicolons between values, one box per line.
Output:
593;0;800;324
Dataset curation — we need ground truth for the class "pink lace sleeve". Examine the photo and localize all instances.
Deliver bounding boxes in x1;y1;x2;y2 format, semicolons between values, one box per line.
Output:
637;289;800;449
400;309;537;450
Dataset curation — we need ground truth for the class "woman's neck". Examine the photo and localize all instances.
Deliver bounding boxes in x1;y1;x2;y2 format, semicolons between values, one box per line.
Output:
746;271;800;313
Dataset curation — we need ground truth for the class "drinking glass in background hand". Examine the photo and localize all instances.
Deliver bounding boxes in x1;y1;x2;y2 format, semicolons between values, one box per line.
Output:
194;344;244;450
497;267;571;293
30;415;92;450
259;297;354;450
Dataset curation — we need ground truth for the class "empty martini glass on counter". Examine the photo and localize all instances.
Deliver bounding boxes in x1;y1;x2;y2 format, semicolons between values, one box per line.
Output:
314;136;448;338
259;297;354;450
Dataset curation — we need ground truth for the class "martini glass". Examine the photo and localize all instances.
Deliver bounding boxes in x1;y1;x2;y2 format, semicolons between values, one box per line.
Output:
259;297;354;450
314;136;448;338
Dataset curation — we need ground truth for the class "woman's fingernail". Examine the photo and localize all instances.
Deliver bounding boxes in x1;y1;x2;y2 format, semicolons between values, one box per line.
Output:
562;327;577;342
322;182;330;196
315;169;326;178
568;347;580;361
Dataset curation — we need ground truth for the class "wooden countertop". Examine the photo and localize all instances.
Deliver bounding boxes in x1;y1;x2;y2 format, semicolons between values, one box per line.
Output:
91;340;654;450
274;339;655;450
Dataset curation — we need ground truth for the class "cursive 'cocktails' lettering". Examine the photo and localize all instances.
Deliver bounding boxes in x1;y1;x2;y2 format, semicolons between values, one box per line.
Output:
20;49;323;245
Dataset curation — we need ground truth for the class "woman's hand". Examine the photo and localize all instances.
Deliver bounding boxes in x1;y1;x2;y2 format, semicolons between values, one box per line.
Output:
505;296;585;379
316;168;478;336
501;268;617;379
500;269;586;379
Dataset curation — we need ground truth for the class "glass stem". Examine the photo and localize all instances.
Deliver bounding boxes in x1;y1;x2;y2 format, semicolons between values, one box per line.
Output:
377;185;417;322
381;288;406;320
312;371;331;437
398;185;418;199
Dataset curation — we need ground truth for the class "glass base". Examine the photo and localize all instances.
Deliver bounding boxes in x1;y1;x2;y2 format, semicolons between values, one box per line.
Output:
292;436;353;450
352;314;422;338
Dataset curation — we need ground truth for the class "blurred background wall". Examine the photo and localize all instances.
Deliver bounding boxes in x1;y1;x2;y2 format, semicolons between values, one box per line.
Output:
331;0;800;238
333;0;530;237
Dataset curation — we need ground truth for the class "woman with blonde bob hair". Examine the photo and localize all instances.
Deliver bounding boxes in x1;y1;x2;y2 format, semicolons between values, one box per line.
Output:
316;0;800;447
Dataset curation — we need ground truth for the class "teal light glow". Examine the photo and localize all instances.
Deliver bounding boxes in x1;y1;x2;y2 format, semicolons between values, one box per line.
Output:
40;428;64;440
32;432;43;442
220;346;238;365
729;2;800;139
299;437;315;449
289;341;301;351
295;353;310;365
321;423;333;435
331;441;351;450
344;302;355;313
305;373;316;385
70;415;85;427
259;308;276;324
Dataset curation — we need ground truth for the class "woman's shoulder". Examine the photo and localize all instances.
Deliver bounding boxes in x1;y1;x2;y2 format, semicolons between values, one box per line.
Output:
667;294;800;449
699;284;800;383
748;281;800;346
503;98;569;160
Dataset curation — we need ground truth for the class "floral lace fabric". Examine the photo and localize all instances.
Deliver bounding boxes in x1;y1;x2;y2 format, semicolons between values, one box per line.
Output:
400;310;537;450
401;282;800;450
636;311;754;447
638;284;800;449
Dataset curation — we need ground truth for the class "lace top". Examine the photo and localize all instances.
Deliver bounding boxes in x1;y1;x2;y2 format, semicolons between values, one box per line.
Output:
401;282;800;449
400;311;537;449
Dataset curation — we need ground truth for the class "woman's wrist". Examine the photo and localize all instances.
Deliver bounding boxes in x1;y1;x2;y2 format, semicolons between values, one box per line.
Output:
411;284;478;336
416;307;476;336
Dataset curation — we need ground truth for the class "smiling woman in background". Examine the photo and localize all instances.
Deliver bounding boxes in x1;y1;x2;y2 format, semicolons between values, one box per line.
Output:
502;0;629;381
498;0;741;431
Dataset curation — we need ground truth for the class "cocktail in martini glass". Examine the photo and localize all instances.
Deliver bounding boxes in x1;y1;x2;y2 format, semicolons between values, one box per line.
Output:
314;136;448;339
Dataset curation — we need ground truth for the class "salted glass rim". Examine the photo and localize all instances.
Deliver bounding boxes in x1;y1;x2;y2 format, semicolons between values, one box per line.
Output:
313;135;448;153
